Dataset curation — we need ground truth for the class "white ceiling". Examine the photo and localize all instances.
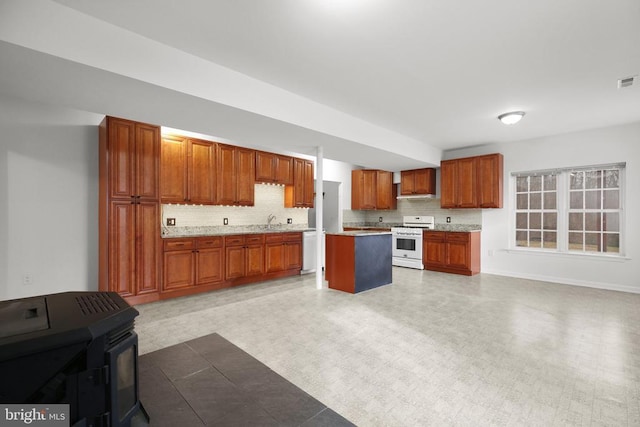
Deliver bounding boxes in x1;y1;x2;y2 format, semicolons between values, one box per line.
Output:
1;0;639;169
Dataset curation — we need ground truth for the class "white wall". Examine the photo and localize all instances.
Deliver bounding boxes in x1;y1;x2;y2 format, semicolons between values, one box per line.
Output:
444;122;640;293
0;96;102;300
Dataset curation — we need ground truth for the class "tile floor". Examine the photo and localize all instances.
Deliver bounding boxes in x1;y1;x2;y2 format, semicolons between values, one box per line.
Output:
135;268;640;426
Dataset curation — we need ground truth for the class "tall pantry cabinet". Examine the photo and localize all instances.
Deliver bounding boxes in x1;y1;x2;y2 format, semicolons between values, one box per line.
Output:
99;117;161;304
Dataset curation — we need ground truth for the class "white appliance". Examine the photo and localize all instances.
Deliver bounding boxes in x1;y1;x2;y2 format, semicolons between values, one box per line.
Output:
301;229;325;274
391;216;435;269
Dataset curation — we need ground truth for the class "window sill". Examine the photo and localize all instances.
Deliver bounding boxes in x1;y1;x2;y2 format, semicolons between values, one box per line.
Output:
505;248;630;262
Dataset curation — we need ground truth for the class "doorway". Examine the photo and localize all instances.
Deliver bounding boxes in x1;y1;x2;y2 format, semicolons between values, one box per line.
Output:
308;180;341;233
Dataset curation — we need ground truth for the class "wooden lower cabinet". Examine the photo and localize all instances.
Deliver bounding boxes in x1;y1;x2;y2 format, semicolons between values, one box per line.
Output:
265;233;302;273
163;237;224;296
225;234;265;281
423;231;480;275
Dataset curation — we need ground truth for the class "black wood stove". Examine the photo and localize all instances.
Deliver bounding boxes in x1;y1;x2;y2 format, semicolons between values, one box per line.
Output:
0;291;148;426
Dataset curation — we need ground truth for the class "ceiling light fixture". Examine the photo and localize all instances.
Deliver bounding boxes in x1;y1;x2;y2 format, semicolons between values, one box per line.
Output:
498;111;525;125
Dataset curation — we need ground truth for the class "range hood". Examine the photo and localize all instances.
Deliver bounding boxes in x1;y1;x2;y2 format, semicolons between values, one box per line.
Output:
396;194;436;199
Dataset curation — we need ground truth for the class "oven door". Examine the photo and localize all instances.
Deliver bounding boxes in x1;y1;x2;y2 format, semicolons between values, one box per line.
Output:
392;232;422;260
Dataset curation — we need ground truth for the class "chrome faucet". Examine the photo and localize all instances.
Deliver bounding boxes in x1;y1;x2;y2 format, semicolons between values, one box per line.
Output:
267;214;276;229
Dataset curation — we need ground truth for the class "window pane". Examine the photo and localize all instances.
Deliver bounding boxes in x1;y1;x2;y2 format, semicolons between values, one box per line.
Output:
516;231;528;247
570;172;583;189
585;233;601;252
604;234;620;253
585;171;602;189
530;193;541;209
604;213;619;232
543;192;556;209
543;213;557;230
585;190;601;209
530;231;542;247
517;177;528;192
530;176;542;191
516;213;527;229
543;232;557;249
570;191;583;209
604;170;619;189
603;190;619;209
530;213;541;229
569;213;583;230
543;175;556;191
569;232;583;250
517;194;528;209
585;213;601;231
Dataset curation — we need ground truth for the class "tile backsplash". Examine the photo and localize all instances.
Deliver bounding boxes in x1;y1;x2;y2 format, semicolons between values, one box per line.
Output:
162;183;309;228
344;197;482;226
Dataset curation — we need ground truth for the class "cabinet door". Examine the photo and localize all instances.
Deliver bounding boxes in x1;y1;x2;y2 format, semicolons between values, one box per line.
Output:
163;250;194;291
376;171;396;210
135;123;160;200
265;243;285;273
160;135;188;203
284;241;302;270
246;244;264;277
423;233;446;267
108;118;136;199
440;160;457;208
190;139;216;204
109;200;136;296
414;168;435;194
136;201;161;295
255;151;276;183
236;148;255;206
477;153;503;208
301;159;314;207
400;170;415;195
275;155;294;185
457;157;478;208
196;247;224;285
446;232;471;270
216;144;237;205
225;245;245;279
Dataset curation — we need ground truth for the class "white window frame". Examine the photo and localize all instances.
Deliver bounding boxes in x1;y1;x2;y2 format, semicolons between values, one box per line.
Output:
510;163;626;258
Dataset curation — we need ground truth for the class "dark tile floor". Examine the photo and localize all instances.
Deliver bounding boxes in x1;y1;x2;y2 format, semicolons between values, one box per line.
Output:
138;333;354;426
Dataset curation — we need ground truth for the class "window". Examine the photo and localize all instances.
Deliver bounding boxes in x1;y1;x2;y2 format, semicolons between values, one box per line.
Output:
512;163;624;256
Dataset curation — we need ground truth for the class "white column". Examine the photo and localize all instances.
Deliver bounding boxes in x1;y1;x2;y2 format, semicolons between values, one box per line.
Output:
315;146;324;289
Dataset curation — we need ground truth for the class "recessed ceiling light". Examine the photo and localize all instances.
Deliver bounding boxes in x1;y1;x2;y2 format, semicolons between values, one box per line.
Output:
498;111;525;125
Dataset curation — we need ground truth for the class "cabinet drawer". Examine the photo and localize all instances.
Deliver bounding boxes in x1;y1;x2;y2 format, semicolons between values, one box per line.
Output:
423;231;445;242
164;238;194;251
446;232;470;243
265;234;284;243
246;234;265;245
197;236;222;249
282;232;301;242
225;235;245;246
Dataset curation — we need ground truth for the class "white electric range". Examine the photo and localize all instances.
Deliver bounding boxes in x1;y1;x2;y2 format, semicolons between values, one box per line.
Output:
391;216;435;269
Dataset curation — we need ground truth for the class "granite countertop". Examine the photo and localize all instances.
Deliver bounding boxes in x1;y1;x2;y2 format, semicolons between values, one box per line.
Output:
162;225;315;238
327;230;392;237
342;222;481;232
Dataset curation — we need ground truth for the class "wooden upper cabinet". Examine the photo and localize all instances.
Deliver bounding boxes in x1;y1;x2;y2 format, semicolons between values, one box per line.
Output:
108;118;160;200
477;153;503;208
255;151;293;185
440;153;502;209
375;171;397;210
400;168;436;195
160;136;215;204
216;144;255;206
285;158;314;208
352;169;396;210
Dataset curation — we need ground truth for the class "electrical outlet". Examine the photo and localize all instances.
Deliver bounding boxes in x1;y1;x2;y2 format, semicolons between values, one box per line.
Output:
166;218;176;226
287;218;292;224
23;273;32;285
223;218;229;225
379;217;383;222
446;217;451;223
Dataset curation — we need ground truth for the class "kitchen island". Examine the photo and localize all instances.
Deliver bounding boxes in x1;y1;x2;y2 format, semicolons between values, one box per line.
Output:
325;231;392;294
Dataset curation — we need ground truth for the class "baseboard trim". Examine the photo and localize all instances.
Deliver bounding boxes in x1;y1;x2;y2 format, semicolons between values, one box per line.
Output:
481;268;640;294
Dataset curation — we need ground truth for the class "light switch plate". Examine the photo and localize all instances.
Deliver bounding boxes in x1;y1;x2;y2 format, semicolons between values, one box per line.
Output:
223;218;229;225
166;218;176;226
287;218;292;224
